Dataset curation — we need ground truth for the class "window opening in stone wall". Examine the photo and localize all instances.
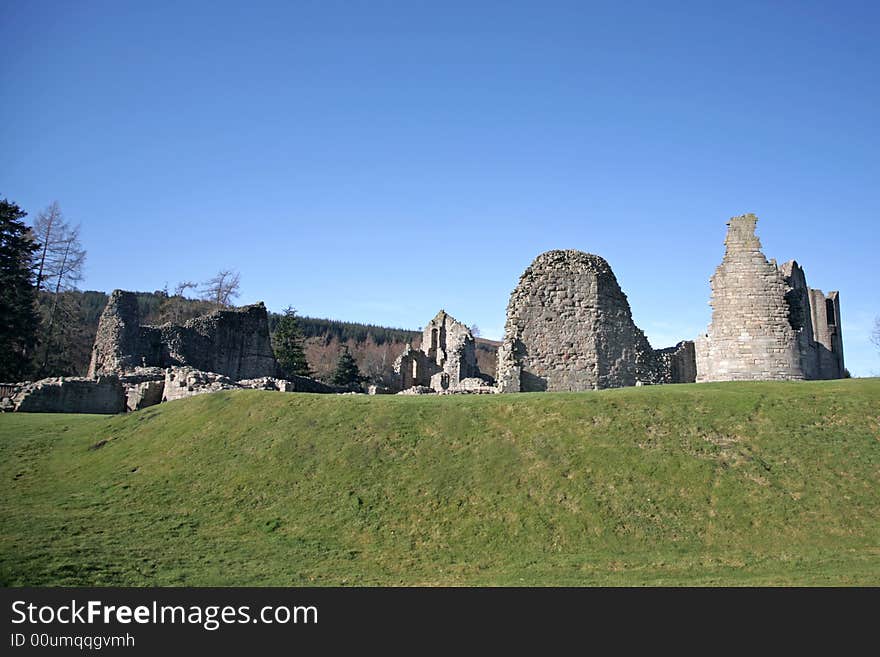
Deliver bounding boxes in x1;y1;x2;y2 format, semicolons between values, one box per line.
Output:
826;299;836;325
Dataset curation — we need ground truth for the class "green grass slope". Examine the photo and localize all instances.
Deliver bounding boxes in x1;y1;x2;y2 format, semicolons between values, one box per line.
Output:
1;379;878;586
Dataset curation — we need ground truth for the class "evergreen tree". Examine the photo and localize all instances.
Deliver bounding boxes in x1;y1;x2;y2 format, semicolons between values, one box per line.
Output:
331;346;364;387
0;198;40;380
272;306;312;377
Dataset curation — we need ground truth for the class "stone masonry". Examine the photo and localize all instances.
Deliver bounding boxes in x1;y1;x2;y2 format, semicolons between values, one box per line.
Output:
8;376;126;414
89;290;280;381
695;214;844;381
4;215;843;413
392;310;487;392
496;250;695;392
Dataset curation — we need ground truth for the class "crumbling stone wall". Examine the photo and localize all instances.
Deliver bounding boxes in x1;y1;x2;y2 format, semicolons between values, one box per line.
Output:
780;260;821;380
87;291;145;375
496;250;685;392
808;289;845;379
654;341;697;385
695;214;844;381
10;376;125;414
392;310;484;391
119;368;166;412
89;290;280;381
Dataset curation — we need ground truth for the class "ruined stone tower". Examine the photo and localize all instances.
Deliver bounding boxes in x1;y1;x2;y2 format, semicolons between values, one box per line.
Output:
87;290;144;376
496;250;691;392
695;214;844;382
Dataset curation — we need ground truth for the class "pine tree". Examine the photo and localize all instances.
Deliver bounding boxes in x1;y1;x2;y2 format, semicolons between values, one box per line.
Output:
272;306;312;377
0;198;40;381
331;346;364;388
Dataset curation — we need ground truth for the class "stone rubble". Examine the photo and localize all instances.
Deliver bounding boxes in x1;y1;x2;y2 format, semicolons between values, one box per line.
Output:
163;368;343;403
162;367;240;402
396;385;436;396
119;368;166;412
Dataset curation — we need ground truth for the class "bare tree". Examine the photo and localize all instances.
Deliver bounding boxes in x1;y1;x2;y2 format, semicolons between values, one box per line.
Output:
174;280;198;297
49;225;86;294
30;204;87;375
154;280;213;325
470;323;481;338
31;202;61;292
361;342;392;386
872;316;880;353
200;269;241;308
31;202;85;292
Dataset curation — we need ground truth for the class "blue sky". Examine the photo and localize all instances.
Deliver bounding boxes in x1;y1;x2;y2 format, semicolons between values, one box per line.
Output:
2;0;878;375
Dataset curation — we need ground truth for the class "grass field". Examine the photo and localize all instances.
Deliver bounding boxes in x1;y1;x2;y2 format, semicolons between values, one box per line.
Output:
1;379;878;586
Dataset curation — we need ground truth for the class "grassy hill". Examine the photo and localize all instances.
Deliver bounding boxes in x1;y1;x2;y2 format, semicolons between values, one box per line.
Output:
1;379;878;586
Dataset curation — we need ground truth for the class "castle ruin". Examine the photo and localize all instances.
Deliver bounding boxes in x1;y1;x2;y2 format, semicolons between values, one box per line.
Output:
695;214;844;381
392;310;492;393
495;250;696;392
89;290;280;380
1;214;847;413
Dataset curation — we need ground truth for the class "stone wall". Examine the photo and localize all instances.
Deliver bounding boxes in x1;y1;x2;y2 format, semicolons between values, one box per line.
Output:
695;214;844;382
496;250;686;392
89;291;280;381
654;341;697;385
119;368;166;412
87;291;145;375
10;376;125;414
808;289;845;379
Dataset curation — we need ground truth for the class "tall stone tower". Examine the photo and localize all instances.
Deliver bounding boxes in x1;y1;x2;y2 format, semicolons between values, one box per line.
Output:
695;214;844;382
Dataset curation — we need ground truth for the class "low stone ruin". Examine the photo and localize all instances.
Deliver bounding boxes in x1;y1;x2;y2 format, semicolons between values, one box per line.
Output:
3;291;350;414
396;385;437;396
392;310;495;394
0;366;346;413
83;290;348;409
695;215;844;382
3;376;126;414
163;367;338;402
495;250;696;392
119;368;166;411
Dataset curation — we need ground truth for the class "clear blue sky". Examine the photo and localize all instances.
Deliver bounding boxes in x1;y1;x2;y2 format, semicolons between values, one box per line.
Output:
2;0;878;375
